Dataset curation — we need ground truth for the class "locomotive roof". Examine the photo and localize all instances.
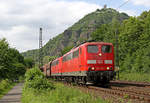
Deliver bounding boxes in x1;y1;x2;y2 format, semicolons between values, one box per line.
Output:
72;42;113;50
62;42;113;57
81;42;113;46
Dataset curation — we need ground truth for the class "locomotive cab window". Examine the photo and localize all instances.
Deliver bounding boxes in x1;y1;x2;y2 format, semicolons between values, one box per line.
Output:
87;45;98;53
63;53;72;62
73;49;79;58
63;56;66;62
52;60;59;66
101;45;112;53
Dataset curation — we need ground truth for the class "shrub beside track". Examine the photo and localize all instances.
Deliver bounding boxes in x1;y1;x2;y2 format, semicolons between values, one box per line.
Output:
22;68;108;103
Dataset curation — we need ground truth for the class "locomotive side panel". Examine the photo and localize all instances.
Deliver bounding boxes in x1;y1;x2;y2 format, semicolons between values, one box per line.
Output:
51;59;60;76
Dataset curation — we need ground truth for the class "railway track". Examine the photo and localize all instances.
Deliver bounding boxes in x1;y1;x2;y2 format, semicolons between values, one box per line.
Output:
87;86;150;102
63;80;150;103
110;80;150;87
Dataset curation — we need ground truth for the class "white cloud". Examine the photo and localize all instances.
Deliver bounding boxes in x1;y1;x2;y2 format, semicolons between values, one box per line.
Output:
0;26;38;51
125;0;150;7
119;9;137;16
0;0;101;52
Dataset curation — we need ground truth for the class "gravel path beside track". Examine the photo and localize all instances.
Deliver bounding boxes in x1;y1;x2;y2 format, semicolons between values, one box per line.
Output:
0;83;23;103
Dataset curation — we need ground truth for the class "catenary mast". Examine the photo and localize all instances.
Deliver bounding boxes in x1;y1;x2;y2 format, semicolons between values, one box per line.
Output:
39;28;43;68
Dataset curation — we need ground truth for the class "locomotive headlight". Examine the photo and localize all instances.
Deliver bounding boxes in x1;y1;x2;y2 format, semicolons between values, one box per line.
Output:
91;67;95;70
107;67;110;70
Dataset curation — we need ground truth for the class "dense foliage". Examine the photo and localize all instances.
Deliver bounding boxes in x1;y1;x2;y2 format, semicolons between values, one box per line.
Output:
120;72;150;82
24;68;54;90
24;58;35;69
61;45;74;55
0;38;26;80
91;10;150;73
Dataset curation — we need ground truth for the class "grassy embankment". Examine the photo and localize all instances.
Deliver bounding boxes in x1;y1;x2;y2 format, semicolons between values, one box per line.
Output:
119;72;150;82
22;82;108;103
0;79;16;99
22;68;109;103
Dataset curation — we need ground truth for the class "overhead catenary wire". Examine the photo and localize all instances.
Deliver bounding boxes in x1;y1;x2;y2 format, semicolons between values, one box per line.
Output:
116;0;130;10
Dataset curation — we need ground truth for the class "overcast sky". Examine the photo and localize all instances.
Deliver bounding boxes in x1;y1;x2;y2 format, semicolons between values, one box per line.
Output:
0;0;150;52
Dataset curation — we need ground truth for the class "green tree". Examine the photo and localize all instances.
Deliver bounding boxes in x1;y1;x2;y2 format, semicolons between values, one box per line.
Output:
24;58;35;69
0;38;26;79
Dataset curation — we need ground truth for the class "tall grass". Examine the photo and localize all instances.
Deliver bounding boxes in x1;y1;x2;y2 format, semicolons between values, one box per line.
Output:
119;72;150;82
22;82;108;103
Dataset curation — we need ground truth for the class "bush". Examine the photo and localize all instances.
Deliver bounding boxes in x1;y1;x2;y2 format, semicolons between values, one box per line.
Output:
120;72;150;82
0;79;10;91
24;68;54;91
18;76;25;82
0;79;15;99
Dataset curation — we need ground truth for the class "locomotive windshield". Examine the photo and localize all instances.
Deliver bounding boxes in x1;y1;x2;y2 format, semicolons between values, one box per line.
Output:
102;45;112;53
87;45;98;53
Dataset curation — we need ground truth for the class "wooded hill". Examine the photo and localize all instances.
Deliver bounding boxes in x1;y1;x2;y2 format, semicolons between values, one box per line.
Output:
22;8;129;61
91;10;150;73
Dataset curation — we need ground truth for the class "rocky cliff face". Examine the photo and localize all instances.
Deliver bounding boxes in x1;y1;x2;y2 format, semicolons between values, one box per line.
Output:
22;8;129;60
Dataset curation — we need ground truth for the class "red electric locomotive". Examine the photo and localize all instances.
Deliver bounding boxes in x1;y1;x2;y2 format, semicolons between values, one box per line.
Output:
48;42;116;84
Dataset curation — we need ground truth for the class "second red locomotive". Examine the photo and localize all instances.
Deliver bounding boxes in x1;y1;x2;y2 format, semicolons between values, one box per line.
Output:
41;42;116;84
